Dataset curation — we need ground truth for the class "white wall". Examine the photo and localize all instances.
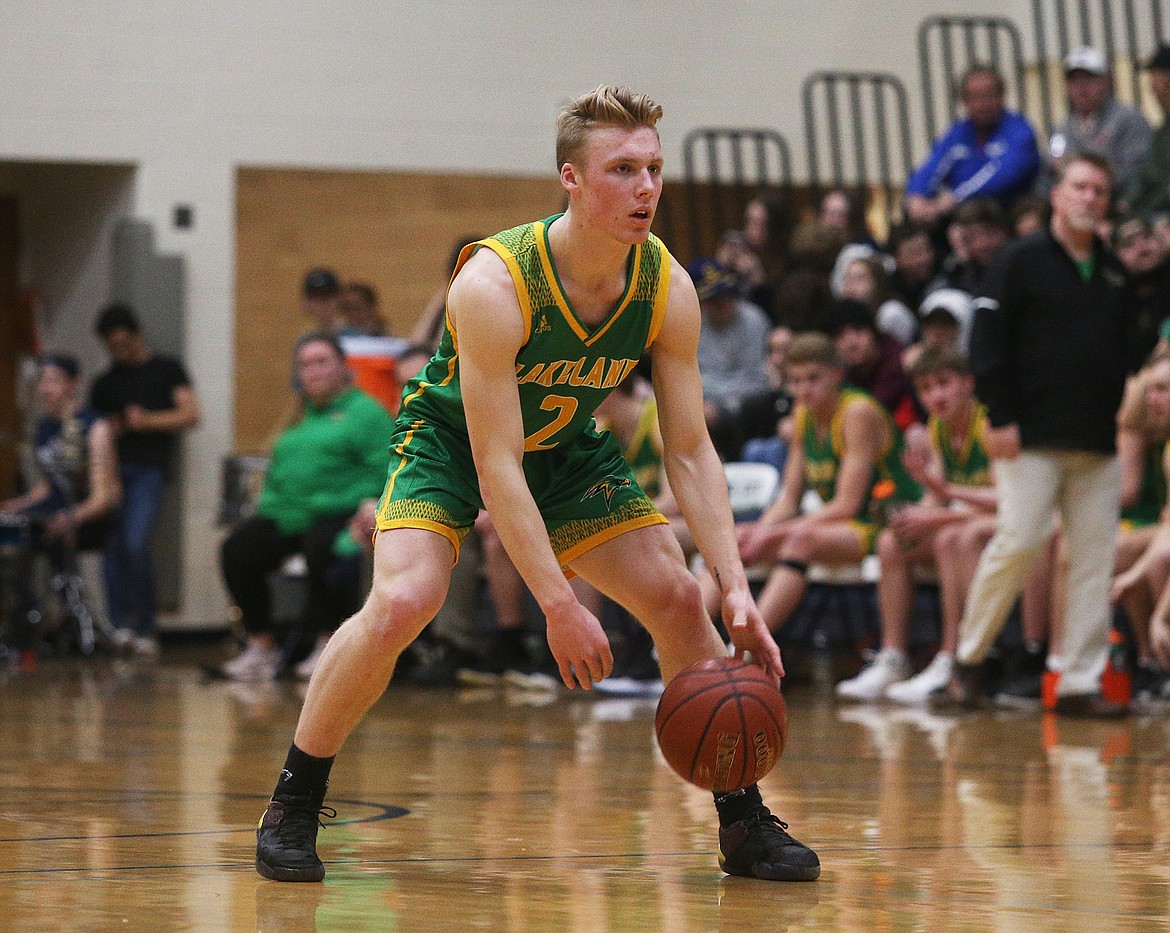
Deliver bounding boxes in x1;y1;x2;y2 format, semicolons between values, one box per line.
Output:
0;0;1048;624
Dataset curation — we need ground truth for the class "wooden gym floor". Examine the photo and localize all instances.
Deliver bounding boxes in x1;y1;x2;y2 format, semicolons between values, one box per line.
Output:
1;655;1169;931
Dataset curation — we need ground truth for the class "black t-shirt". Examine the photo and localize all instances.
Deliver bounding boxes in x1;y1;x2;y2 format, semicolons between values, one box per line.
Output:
89;355;192;472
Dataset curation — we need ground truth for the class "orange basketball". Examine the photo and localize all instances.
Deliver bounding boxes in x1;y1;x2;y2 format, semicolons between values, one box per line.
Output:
654;657;788;793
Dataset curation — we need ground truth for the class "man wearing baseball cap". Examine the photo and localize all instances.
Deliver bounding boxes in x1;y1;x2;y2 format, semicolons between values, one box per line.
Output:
1123;44;1170;220
301;267;342;334
1038;46;1152;198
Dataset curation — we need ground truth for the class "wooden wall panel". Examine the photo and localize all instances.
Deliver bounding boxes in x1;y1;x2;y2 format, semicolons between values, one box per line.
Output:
234;168;565;452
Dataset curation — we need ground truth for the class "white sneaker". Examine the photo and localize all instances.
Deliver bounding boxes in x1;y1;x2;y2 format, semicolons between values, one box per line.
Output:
293;636;330;680
222;642;279;681
885;652;955;705
835;649;910;701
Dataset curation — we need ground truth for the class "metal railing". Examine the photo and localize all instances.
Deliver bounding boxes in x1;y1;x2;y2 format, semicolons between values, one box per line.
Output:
680;127;793;259
918;16;1028;141
801;71;914;225
1031;0;1169;130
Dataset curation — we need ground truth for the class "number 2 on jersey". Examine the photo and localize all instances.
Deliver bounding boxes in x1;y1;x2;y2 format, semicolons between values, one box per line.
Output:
523;395;578;451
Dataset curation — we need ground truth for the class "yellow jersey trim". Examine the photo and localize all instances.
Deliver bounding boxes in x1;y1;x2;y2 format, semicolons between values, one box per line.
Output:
645;240;672;350
462;236;534;347
534;221;641;347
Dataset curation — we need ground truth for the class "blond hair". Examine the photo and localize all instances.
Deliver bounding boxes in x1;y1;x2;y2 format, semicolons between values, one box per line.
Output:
785;332;840;369
556;86;663;170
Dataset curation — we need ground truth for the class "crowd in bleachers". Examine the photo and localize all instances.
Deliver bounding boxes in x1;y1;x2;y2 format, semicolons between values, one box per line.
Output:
4;46;1170;720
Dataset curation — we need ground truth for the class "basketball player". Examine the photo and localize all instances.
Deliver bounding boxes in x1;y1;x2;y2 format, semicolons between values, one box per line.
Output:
255;86;820;884
727;332;920;634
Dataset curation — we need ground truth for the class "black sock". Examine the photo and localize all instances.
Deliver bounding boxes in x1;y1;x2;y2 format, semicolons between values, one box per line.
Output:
713;783;764;828
274;743;335;802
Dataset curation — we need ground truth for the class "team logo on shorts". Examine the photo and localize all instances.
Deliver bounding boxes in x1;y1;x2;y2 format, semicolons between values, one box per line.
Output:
582;476;631;507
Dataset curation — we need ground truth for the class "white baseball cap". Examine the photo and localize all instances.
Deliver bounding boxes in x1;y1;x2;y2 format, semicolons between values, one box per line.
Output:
1064;46;1109;76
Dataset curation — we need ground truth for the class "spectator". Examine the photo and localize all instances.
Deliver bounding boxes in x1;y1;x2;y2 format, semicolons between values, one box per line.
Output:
830;299;917;428
836;346;996;700
734;325;796;472
1037;47;1153;199
902;288;975;373
1113;216;1170;357
905;65;1040;228
717;194;795;318
692;258;771;457
337;282;386;337
839;254;918;346
886;223;939;312
1010;193;1051;238
302;268;342;334
935;198;1013;296
1121;44;1170;221
0;355;121;654
772;221;844;333
90;304;199;656
1109;352;1170;699
940;152;1139;717
716;332;919;636
819;189;878;249
219;333;395;682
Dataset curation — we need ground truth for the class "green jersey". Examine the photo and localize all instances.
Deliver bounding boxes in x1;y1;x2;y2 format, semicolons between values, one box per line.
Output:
795;387;919;518
614;396;662;499
398;215;671;452
1121;439;1168;527
930;402;992;488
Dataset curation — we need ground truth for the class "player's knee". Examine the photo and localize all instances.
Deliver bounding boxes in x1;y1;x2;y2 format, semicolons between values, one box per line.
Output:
642;568;705;629
780;525;816;561
361;578;445;651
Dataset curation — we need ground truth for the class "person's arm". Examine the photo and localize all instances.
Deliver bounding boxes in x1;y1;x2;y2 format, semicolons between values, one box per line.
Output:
124;384;200;434
0;479;51;514
651;259;784;679
451;249;611;690
73;418;121;523
756;430;805;527
1117;425;1147;511
952;114;1040;201
970;245;1020;452
904;128;954;199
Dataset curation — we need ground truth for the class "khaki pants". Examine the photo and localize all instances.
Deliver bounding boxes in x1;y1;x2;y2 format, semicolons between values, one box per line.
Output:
958;449;1120;696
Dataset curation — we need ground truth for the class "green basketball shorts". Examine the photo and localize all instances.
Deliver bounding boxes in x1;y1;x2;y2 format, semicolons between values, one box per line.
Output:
375;417;667;567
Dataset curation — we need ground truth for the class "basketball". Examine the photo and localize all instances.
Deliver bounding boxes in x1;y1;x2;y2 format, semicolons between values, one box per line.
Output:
654;657;788;793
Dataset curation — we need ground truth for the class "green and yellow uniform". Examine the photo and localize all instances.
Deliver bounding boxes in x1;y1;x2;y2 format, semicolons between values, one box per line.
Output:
930;401;992;489
794;387;920;553
600;395;662;499
1121;439;1168;530
376;215;671;564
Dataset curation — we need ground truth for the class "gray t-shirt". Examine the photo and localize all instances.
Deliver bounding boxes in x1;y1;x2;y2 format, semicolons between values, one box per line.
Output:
697;298;772;410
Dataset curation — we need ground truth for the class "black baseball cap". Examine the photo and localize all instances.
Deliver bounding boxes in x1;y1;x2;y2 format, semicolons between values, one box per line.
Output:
302;268;341;297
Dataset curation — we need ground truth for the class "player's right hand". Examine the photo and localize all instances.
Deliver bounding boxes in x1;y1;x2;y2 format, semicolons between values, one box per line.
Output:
545;603;613;690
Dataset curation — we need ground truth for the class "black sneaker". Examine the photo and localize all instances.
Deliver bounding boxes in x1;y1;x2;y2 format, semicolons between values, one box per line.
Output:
718;809;821;881
255;794;335;882
993;672;1044;710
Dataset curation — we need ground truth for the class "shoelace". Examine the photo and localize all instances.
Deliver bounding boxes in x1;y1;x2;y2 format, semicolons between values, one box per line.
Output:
275;803;337;848
747;810;791;837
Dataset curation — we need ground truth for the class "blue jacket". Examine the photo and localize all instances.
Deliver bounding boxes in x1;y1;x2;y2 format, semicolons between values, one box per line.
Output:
906;110;1040;205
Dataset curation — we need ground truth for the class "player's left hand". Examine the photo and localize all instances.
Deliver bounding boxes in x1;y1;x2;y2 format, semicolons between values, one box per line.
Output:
722;587;784;684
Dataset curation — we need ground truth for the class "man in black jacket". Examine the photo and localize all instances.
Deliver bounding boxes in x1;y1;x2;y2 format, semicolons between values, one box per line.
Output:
941;151;1137;717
